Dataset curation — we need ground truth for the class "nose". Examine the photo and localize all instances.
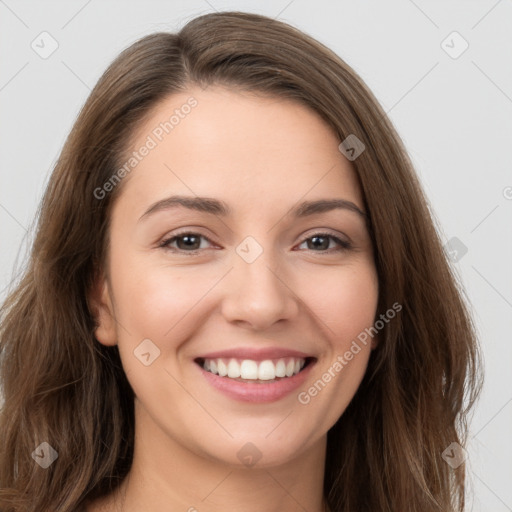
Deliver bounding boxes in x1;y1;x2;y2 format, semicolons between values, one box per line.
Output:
220;251;300;331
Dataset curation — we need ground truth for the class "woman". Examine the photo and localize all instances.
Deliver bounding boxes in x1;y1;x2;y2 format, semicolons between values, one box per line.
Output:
0;11;482;512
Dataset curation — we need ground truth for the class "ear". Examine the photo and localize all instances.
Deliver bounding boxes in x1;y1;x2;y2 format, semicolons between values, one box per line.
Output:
370;333;380;350
88;271;118;346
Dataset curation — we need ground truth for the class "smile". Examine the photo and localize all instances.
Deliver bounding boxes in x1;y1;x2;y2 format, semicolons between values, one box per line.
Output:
194;351;316;403
199;357;309;381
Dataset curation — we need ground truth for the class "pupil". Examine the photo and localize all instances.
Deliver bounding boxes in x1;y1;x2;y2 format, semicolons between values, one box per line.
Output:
179;235;199;250
310;236;328;250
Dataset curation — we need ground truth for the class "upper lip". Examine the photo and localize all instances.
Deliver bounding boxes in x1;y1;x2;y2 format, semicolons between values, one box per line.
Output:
196;347;315;361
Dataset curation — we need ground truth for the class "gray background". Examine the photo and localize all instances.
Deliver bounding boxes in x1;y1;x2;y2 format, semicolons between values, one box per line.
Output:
1;1;511;510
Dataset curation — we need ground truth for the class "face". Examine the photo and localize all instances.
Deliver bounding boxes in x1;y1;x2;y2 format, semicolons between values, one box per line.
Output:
92;85;379;468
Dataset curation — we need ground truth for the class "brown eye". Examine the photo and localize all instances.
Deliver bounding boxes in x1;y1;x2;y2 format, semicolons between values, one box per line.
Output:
160;232;212;253
298;233;352;253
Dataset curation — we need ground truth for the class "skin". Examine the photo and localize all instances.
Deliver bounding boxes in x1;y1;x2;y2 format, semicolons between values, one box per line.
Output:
86;85;379;512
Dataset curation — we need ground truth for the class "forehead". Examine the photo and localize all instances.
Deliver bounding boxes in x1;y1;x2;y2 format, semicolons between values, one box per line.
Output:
115;85;363;216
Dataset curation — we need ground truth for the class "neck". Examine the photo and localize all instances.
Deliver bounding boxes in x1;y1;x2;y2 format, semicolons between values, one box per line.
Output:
95;400;328;512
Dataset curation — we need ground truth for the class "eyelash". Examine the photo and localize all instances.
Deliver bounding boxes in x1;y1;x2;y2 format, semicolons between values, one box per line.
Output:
158;230;352;255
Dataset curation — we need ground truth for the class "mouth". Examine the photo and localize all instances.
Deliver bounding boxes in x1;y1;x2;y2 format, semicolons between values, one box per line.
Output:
194;356;316;383
194;347;317;402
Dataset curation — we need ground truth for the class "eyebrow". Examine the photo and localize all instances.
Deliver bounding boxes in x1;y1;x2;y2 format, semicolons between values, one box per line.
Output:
138;195;367;222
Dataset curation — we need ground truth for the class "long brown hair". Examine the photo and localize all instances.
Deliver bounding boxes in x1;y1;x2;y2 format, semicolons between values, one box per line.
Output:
0;11;483;511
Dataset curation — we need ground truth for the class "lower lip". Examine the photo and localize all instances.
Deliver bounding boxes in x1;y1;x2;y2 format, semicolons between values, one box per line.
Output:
197;361;315;403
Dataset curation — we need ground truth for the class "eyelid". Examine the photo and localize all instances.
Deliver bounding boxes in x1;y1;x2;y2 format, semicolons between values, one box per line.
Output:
158;228;219;251
158;228;352;254
300;228;352;245
295;231;352;252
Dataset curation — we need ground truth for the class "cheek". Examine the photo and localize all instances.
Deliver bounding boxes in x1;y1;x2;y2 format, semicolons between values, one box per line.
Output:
110;263;216;395
299;261;379;345
293;263;378;420
110;245;219;338
112;249;378;355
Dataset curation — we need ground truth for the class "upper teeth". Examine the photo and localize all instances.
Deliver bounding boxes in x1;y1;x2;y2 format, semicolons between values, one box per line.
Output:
203;358;305;380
